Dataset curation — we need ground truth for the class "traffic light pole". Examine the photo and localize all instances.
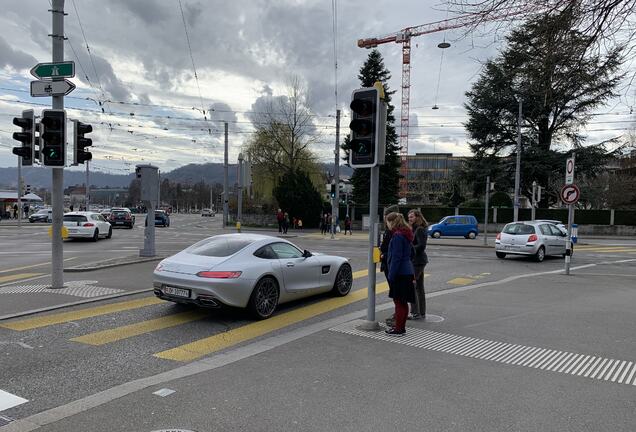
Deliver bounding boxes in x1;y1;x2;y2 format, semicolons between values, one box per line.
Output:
50;0;65;289
17;157;22;228
223;122;229;228
85;160;89;210
331;109;340;239
362;165;380;329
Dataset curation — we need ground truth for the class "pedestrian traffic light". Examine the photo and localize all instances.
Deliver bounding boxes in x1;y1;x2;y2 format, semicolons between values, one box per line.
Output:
40;109;66;167
12;110;35;166
72;120;93;165
349;86;386;168
330;183;336;199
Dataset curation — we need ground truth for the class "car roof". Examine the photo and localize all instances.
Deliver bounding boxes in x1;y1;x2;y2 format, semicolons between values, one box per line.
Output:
64;211;101;216
504;221;551;226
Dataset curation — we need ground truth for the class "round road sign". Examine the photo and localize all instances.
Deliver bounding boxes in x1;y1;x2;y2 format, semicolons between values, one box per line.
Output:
567;159;574;174
560;184;580;205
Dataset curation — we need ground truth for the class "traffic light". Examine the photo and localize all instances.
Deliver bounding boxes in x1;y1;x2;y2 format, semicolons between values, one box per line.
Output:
348;87;386;168
25;184;31;195
12;110;35;166
330;183;336;199
41;109;66;167
72;120;93;165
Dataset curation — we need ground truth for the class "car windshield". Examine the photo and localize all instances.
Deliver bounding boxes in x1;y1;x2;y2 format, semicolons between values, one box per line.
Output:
186;237;253;257
503;223;536;235
63;215;88;223
36;209;50;214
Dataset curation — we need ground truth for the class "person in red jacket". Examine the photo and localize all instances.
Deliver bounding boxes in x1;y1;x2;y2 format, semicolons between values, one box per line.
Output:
276;209;284;233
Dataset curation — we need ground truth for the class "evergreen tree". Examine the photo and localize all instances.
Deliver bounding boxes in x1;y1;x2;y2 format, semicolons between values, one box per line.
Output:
341;50;400;206
273;169;323;227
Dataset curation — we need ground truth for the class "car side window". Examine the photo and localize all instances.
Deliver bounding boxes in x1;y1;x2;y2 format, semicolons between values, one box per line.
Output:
549;225;565;236
446;217;457;224
91;214;100;221
539;225;552;235
254;245;277;259
271;243;303;259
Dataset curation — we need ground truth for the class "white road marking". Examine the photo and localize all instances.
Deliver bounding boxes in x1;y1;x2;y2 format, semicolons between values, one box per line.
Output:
0;389;28;411
152;388;176;397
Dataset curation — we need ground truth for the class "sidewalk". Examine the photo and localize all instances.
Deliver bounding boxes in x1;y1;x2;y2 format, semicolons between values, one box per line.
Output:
6;263;636;432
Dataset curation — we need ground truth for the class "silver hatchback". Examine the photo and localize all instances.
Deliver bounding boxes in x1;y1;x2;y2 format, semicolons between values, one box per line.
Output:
495;221;567;262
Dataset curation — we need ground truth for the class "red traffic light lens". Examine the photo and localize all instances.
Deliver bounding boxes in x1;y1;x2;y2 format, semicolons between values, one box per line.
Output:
350;99;374;116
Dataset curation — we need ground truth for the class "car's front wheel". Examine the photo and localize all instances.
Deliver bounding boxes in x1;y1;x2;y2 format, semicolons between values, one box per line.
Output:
332;263;352;297
431;231;441;239
496;252;506;259
248;276;279;320
534;246;545;262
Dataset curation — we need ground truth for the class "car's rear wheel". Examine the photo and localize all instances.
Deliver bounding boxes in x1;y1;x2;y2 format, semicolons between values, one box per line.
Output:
332;263;352;297
92;229;99;242
466;231;477;239
534;246;545;262
106;227;112;239
431;231;441;239
496;252;506;259
248;276;279;320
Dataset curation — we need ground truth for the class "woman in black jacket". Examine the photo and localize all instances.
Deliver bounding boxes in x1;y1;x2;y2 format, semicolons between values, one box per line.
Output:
408;209;429;320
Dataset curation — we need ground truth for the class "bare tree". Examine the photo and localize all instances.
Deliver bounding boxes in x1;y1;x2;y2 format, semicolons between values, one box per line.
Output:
245;77;321;180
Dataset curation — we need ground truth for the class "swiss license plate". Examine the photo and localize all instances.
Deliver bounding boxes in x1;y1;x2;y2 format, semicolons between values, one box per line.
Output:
116;221;124;225
163;286;190;298
68;229;77;233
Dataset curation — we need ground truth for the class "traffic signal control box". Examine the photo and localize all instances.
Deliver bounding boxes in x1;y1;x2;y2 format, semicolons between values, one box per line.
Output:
348;87;386;168
40;109;66;167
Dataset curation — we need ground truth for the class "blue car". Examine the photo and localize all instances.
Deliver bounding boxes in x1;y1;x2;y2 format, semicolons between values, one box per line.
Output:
146;210;170;227
428;215;479;239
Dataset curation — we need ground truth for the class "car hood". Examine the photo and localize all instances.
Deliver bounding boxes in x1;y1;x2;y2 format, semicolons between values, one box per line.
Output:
159;251;230;275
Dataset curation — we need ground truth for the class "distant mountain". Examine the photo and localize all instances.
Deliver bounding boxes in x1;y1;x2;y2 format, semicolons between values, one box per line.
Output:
0;162;353;189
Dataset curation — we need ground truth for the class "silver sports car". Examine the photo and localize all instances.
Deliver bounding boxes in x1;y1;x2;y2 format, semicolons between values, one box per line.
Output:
153;233;353;319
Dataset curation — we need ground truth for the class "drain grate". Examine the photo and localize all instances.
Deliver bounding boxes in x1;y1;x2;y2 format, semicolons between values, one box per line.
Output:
331;320;636;387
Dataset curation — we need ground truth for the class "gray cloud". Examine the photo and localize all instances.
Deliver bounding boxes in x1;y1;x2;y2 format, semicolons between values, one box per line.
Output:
0;36;37;70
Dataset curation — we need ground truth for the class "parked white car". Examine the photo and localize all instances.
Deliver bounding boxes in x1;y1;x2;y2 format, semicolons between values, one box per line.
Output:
63;212;112;241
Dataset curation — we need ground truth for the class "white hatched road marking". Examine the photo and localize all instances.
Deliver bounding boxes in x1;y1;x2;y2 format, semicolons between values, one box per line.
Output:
0;389;28;411
0;280;123;298
330;320;636;387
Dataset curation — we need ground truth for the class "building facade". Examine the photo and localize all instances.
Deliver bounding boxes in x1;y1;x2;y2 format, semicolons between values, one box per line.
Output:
404;153;466;204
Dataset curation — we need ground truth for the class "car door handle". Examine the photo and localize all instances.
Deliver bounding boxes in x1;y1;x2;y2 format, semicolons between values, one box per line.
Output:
286;262;295;267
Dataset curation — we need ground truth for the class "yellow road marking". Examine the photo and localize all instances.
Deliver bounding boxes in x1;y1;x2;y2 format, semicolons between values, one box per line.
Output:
71;310;209;345
0;273;43;284
0;257;77;274
154;282;390;362
0;297;163;331
447;277;475;286
577;248;636;253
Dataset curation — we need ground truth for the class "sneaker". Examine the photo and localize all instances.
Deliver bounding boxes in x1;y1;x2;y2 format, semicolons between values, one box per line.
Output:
385;318;395;327
410;313;422;320
385;328;405;336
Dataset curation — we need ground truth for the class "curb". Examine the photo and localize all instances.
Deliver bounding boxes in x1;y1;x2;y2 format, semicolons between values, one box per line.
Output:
0;288;154;322
64;256;165;273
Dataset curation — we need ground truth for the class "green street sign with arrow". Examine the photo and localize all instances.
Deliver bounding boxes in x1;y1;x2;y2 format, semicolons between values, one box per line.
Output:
30;61;75;79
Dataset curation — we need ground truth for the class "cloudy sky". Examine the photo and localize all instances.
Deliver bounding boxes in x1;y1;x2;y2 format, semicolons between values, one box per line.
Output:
0;0;634;174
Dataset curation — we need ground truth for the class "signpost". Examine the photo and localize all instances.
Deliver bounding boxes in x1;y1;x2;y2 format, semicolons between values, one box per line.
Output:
30;61;75;79
563;154;577;275
30;79;75;97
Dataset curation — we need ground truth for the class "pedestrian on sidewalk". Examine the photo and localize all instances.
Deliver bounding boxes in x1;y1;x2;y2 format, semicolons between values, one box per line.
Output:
408;209;428;320
276;208;284;233
385;212;416;336
298;218;303;230
283;212;290;234
344;215;352;235
13;204;18;219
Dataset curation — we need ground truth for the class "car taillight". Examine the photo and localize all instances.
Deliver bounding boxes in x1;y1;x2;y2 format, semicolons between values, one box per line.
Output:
83;223;95;227
496;233;501;240
125;214;131;220
528;234;538;242
196;271;242;279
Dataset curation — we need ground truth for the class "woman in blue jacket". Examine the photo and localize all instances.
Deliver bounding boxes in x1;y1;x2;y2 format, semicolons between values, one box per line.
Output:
385;212;416;336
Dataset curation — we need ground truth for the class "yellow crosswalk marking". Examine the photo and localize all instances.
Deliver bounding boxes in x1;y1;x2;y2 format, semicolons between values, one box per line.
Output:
154;282;390;362
0;273;43;284
577;248;636;253
71;310;209;345
447;277;475;286
0;297;163;331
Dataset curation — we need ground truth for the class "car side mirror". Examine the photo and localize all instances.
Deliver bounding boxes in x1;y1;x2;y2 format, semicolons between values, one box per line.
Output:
302;250;312;258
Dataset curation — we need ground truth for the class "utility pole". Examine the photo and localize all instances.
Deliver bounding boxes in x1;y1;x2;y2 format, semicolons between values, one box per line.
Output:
223;122;229;228
237;152;243;229
565;152;575;275
17;157;22;227
51;0;65;289
513;99;522;222
531;181;537;221
331;109;341;238
484;176;490;246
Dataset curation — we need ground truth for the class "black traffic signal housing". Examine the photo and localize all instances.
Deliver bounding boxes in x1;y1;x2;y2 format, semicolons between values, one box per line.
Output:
12;110;35;166
330;183;336;199
348;87;386;168
41;109;66;167
72;120;93;165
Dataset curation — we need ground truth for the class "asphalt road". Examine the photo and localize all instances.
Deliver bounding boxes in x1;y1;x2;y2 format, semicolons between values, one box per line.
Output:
0;215;635;431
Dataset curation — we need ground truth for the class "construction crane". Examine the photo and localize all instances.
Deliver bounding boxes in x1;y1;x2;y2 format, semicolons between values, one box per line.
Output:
357;8;533;197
